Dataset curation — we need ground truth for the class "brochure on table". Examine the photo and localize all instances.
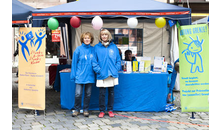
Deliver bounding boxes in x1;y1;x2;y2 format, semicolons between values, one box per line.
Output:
143;57;151;73
153;57;164;72
126;61;132;73
122;56;167;74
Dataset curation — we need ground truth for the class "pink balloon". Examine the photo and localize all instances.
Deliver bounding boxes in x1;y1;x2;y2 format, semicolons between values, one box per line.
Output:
70;16;81;28
91;16;103;30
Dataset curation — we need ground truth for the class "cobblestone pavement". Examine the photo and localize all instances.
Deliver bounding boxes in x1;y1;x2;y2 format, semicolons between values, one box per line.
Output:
12;73;209;130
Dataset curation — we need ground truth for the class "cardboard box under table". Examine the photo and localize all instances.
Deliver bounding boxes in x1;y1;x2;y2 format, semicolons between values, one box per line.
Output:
60;72;168;112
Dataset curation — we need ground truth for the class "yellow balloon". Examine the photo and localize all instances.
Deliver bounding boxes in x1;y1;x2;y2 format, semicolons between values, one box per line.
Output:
155;17;166;28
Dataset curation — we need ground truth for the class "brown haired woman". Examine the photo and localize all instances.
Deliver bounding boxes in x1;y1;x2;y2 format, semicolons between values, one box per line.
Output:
70;32;95;117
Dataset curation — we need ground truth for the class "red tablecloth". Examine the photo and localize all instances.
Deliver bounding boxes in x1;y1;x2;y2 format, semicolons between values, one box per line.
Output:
48;64;58;85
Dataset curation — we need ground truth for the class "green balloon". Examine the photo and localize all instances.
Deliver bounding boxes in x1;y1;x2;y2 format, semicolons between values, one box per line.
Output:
47;18;59;30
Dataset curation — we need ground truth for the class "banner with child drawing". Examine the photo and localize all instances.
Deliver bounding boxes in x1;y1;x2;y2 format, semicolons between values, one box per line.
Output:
18;27;46;110
178;24;209;112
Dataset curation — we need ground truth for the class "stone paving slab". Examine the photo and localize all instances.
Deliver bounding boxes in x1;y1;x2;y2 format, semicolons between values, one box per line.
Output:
12;73;209;130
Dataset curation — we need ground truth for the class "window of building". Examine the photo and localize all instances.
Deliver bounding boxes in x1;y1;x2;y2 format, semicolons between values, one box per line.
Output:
106;28;143;59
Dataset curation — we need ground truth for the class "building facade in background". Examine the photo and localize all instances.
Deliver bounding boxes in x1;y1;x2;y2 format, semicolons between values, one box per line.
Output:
173;0;209;22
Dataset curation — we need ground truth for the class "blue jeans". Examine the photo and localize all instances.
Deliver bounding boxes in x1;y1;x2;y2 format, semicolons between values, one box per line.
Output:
74;83;92;112
99;87;114;112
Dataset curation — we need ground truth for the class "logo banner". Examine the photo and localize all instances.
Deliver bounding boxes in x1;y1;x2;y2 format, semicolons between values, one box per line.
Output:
178;24;209;112
18;27;46;110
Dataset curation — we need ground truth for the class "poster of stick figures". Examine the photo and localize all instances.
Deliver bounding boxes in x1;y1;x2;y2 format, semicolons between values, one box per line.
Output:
178;24;209;112
18;27;46;110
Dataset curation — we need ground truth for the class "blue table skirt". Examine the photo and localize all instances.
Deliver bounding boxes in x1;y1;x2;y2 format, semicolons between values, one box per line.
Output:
60;72;168;112
53;65;71;92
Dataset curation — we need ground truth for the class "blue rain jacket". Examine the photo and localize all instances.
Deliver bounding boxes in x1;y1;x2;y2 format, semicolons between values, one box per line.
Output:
169;58;179;93
92;42;121;80
70;43;95;84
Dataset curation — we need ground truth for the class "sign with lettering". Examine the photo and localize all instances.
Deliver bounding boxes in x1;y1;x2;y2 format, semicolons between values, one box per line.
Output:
52;29;60;42
178;24;209;112
18;27;46;110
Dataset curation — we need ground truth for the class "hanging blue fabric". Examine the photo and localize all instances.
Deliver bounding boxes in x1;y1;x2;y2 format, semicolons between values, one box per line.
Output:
168;20;177;27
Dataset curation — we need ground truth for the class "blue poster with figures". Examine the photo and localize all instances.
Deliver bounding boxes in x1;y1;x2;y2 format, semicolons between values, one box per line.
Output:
18;27;46;110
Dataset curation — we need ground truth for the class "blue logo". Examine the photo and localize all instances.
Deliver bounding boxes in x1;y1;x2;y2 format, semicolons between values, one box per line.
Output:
19;31;30;62
35;29;46;51
182;36;204;73
18;29;46;62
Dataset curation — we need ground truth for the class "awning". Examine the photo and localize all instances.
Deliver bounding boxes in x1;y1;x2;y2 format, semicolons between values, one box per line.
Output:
12;0;36;25
32;0;191;27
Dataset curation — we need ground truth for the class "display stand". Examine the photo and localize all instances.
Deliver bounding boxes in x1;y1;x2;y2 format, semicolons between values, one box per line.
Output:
17;108;46;118
190;112;196;119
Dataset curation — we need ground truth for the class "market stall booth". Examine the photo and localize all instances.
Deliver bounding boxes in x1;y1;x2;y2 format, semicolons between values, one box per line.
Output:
31;0;191;111
32;0;191;63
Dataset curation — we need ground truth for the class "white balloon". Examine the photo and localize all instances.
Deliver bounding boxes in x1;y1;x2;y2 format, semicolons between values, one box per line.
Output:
91;16;103;30
127;18;138;28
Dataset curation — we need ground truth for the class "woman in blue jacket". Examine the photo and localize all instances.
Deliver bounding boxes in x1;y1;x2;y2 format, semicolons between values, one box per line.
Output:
92;29;121;118
70;32;95;117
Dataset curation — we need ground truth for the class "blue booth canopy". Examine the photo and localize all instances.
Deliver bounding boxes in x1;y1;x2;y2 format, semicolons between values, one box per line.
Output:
32;0;191;26
12;0;36;25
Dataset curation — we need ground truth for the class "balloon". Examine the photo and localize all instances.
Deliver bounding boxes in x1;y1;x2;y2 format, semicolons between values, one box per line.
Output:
155;17;166;28
91;16;103;30
70;16;81;28
127;18;138;28
47;17;59;30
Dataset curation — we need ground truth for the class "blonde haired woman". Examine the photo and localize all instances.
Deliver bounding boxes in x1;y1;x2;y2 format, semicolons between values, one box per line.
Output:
92;29;121;118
